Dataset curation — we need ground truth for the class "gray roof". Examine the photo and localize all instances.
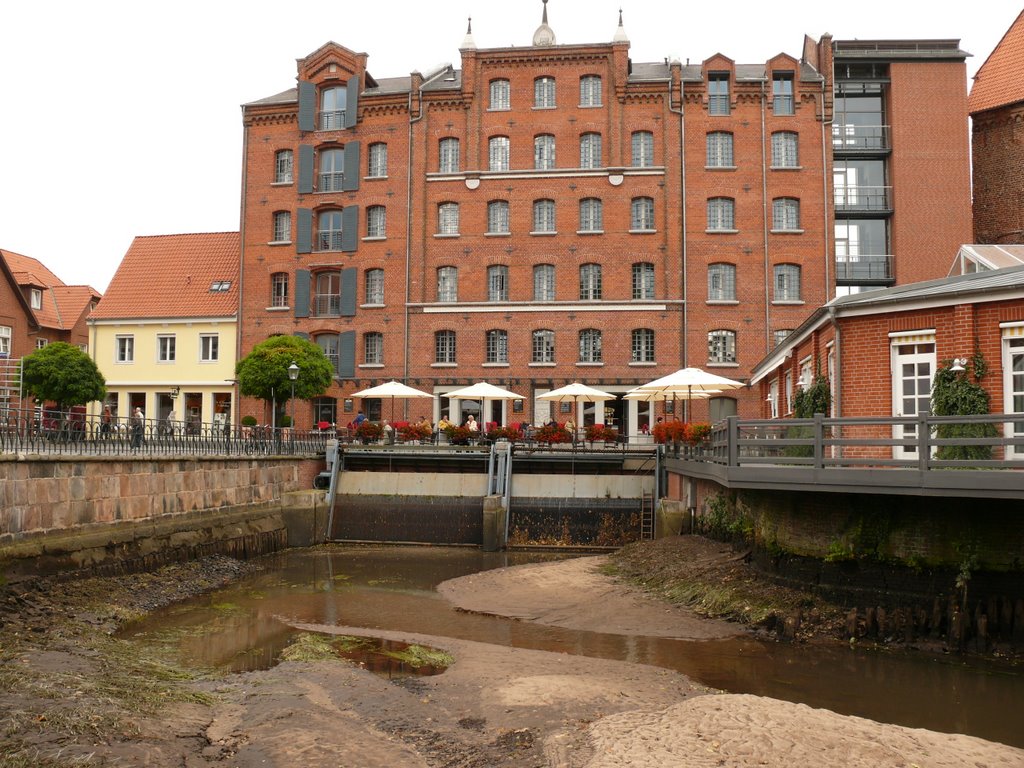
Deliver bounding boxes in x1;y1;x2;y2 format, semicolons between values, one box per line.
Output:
831;263;1024;309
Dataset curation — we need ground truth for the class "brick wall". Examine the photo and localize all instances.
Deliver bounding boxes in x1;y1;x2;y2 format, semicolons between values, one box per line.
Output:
972;102;1024;244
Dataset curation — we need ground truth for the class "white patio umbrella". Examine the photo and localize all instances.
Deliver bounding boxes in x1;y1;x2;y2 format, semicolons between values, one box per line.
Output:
445;381;525;428
350;380;432;421
635;367;744;420
537;382;615;429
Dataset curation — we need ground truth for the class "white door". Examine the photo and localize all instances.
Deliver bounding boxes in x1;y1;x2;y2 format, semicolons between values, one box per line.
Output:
1004;338;1024;458
891;341;935;459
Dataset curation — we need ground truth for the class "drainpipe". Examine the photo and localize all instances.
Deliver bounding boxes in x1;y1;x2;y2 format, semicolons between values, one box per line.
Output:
236;117;249;430
667;69;686;370
828;304;841;419
760;80;771;354
819;78;833;299
405;74;430;419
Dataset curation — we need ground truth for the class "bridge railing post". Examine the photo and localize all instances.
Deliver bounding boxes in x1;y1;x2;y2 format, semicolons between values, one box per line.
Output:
727;416;739;467
813;412;824;469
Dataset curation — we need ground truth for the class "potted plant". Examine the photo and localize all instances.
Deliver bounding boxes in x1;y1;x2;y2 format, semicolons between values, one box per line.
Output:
534;422;572;445
585;424;619;445
684;422;712;446
399;422;431;443
486;425;520;443
355;420;383;444
443;424;472;445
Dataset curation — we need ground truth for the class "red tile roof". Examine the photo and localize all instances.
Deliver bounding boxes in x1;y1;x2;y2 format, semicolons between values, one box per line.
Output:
968;9;1024;114
1;249;66;288
0;248;99;331
90;233;240;320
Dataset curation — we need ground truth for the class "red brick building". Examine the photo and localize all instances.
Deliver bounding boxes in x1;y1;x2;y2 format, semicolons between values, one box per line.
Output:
238;6;972;433
969;9;1024;245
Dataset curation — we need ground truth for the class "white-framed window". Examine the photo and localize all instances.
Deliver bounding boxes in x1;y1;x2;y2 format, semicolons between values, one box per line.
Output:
708;263;737;301
579;75;602;106
317;209;344;251
580;132;602;168
486;329;509;364
489;79;510;110
315;271;341;316
768;379;779;418
706;131;734;167
772;131;799;167
439;137;460;173
366;205;386;238
772;198;800;230
631;131;654;167
774;264;801;301
368;142;387;177
708;329;736;363
35;338;47;350
579;263;602;300
773;72;795;115
0;325;10;356
707;197;735;230
632;328;655;363
708;73;730;115
773;329;793;347
631;197;655;231
30;289;42;310
273;211;291;242
488;136;510;171
487;265;509;301
274;149;293;183
533;199;556;233
157;334;176;363
487;200;510;234
365;268;384;305
534;264;555;301
116;335;134;363
438;202;460;235
579;328;602;362
534;134;556;170
632;262;655;299
364;332;383;365
1002;335;1024;457
318;334;340;374
785;370;794;414
437;266;458;302
534;76;556;108
532;329;555;363
319;147;345;192
435;330;456;364
200;333;219;362
799;356;814;390
579;198;603;232
319;86;347;130
271;273;289;307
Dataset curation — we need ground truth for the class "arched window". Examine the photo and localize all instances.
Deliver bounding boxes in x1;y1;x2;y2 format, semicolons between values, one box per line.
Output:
317;210;344;251
366;205;386;238
367;143;388;177
437;266;458;302
314;271;341;316
579;329;602;362
486;330;509;364
579;75;602;106
487;201;510;234
580;132;602;168
319;148;345;192
708;329;737;364
631;197;655;231
579;263;602;300
632;329;655;363
364;268;384;305
579;198;603;232
435;330;456;364
533;199;555;233
707;198;735;231
771;131;799;167
364;332;383;365
706;132;734;167
274;150;293;183
534;134;556;170
272;211;291;243
772;198;800;230
773;264;801;301
631;131;654;167
489;79;510;110
438;202;460;235
708;263;737;301
532;329;555;363
534;76;556;108
632;262;655;299
319;86;347;130
488;136;510;171
439;138;460;173
534;264;555;301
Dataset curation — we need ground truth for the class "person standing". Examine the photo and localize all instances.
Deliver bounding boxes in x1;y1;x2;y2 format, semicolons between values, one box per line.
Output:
100;405;112;439
131;407;145;449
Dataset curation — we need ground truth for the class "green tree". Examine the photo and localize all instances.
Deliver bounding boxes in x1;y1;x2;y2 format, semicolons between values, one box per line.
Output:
931;356;997;461
235;335;334;410
21;342;106;408
784;375;831;458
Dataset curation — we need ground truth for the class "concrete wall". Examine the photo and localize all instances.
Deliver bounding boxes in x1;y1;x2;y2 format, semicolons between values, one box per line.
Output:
338;469;652;499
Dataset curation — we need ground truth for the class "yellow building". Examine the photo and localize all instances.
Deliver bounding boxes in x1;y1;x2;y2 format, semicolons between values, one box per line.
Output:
89;233;239;431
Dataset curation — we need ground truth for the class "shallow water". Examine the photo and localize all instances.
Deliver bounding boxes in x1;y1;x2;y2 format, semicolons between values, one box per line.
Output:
122;545;1024;748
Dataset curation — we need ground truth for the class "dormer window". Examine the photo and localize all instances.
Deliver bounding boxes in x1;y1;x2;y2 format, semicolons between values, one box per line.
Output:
30;289;42;309
320;86;347;130
209;281;232;292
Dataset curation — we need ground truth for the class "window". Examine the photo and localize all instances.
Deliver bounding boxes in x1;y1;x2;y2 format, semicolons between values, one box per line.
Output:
273;211;291;242
632;262;655;299
366;205;386;238
274;150;293;183
157;334;176;363
487;265;509;301
579;198;603;232
315;271;341;316
579;75;602;106
30;289;42;309
533;199;556;233
271;273;289;307
532;329;555;363
579;263;602;300
771;131;799;167
319;148;345;191
200;333;219;362
774;264;801;301
368;142;387;177
0;325;10;356
708;329;736;364
487;201;510;234
707;197;735;231
534;134;556;170
785;371;794;414
706;131;734;167
489;79;510;110
631;131;654;167
435;330;456;364
35;338;47;350
209;280;231;292
534;264;555;301
437;266;458;302
439;137;460;173
320;86;347;130
318;334;340;374
486;329;508;364
772;329;793;347
488;136;510;171
708;73;730;115
318;210;344;250
632;329;655;363
772;198;800;230
773;72;794;115
580;132;602;168
313;397;337;425
708;263;737;301
116;335;134;363
631;197;655;231
365;268;384;305
534;76;556;108
364;332;383;365
438;202;460;235
579;329;602;362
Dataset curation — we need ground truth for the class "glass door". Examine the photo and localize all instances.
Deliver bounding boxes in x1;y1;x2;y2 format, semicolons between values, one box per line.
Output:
891;341;935;459
1004;338;1024;458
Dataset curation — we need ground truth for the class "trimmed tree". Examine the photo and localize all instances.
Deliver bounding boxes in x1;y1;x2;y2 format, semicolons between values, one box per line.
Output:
21;342;106;409
931;355;997;461
235;336;334;419
784;375;831;458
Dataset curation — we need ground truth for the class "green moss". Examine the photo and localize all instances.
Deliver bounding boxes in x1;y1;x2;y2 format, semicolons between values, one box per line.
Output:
382;644;453;669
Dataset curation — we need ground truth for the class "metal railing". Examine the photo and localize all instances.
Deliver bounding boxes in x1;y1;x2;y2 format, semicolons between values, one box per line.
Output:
833;185;892;211
832;124;890;152
834;254;893;283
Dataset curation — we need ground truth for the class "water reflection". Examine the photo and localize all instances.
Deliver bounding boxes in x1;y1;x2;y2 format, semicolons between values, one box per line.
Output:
123;545;1024;748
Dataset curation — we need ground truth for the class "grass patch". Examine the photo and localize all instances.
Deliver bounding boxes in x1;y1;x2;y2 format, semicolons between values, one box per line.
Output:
382;644;453;669
280;632;339;662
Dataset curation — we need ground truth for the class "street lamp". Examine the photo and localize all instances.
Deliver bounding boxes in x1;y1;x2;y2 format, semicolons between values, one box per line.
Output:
288;361;299;449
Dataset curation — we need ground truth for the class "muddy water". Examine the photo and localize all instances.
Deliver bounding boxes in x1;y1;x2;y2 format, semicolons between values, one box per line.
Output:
123;545;1024;748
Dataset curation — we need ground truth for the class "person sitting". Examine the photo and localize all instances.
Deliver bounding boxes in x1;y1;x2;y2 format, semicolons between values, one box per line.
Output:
465;414;478;432
382;419;394;443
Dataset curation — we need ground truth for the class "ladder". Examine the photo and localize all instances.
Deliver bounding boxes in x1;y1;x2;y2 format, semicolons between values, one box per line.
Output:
640;491;655;540
0;357;22;416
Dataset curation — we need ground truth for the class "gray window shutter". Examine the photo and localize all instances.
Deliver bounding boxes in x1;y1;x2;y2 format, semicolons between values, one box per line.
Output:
341;206;359;252
341;267;357;317
298;81;316;132
343;142;361;191
294;269;311;318
296;208;312;254
338;331;356;379
292;331;309;340
345;77;359;129
298;145;314;194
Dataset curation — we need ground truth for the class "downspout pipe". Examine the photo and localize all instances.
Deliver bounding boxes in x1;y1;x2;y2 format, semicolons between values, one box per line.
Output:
667;68;686;410
405;76;428;414
760;80;771;355
236;115;249;429
819;78;833;299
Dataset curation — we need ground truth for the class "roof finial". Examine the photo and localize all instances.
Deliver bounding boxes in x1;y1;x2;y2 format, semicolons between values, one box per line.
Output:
461;16;476;49
612;7;629;44
533;0;556;46
543;0;549;24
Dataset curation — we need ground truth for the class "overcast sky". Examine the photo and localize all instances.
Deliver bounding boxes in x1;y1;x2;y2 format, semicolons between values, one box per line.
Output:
1;0;1016;293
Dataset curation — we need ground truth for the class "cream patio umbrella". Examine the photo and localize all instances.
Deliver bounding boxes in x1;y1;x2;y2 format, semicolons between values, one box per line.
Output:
536;382;615;432
350;380;432;422
444;381;525;428
634;367;745;420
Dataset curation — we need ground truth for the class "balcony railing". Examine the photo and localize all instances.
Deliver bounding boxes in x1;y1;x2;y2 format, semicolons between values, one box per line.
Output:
317;231;344;252
832;124;890;152
835;254;894;283
314;294;341;317
319;172;344;192
834;185;892;212
318;110;347;131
